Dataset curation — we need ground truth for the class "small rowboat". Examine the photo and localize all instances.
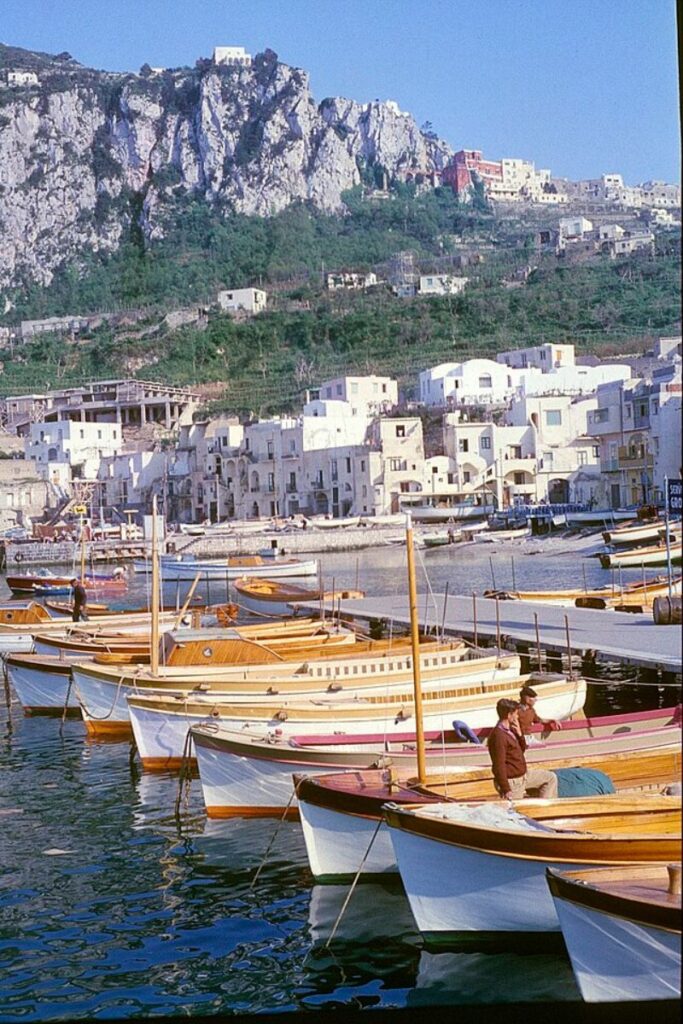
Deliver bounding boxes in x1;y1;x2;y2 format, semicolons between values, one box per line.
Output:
599;540;683;569
547;863;681;1002
0;601;53;626
233;576;364;618
487;574;683;610
295;742;682;878
5;570;127;596
565;509;637;527
190;705;682;820
133;554;319;579
384;792;681;938
602;519;669;547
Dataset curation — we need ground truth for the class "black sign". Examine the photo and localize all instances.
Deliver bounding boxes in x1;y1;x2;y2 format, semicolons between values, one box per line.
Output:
667;479;683;514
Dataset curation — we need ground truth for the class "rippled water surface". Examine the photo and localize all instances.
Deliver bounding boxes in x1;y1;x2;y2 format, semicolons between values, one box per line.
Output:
0;538;679;1019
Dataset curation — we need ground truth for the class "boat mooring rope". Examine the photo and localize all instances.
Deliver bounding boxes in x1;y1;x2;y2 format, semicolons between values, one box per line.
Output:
324;816;384;948
249;786;299;891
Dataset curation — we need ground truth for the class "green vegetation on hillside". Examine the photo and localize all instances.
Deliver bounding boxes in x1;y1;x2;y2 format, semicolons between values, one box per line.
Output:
1;184;680;411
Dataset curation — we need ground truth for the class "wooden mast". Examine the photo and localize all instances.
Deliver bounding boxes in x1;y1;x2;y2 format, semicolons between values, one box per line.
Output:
79;513;87;585
150;495;160;676
405;512;426;783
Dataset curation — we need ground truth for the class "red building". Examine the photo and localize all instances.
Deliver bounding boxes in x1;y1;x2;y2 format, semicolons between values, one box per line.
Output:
442;149;504;196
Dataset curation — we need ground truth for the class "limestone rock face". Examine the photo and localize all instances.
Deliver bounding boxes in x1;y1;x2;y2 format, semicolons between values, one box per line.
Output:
0;46;453;288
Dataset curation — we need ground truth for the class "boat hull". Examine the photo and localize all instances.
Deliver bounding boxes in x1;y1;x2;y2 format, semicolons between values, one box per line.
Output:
134;558;319;579
548;869;681;1001
385;800;680;938
6;655;77;713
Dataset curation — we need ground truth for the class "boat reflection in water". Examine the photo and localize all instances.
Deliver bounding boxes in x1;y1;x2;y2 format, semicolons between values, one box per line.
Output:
305;879;580;1006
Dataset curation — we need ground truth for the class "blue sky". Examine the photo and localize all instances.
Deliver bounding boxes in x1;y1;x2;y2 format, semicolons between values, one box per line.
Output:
3;0;680;184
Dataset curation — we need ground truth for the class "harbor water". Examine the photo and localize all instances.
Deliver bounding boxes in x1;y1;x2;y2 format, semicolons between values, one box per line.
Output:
0;537;680;1019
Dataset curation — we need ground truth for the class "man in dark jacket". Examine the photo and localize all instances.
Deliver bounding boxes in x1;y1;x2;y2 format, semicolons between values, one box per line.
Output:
487;698;558;800
70;578;88;622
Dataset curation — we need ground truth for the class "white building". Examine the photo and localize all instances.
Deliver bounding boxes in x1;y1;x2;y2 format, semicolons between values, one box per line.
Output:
418;275;469;296
419;359;517;407
326;271;378;291
5;70;39;87
559;216;593;240
310;375;398;417
497;343;575;372
217;287;267;315
213;46;252;66
26;420;122;484
518;362;632;398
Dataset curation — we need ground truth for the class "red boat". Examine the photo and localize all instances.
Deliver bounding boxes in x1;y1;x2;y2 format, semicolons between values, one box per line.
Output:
5;568;128;596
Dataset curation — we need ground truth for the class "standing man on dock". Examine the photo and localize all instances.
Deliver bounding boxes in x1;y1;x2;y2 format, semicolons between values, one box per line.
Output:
487;698;558;800
70;578;88;622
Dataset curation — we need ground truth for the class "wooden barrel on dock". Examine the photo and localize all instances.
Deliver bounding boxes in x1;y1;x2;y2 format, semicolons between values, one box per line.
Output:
652;596;683;625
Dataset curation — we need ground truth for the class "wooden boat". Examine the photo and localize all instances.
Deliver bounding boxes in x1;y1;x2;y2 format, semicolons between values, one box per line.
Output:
0;601;52;626
421;531;461;549
42;598;205;617
72;643;519;738
304;516;361;529
233;576;365;618
384;792;681;938
295;742;682;878
547;863;681;1002
565;509;636;527
599;540;682;569
487;575;683;610
7;625;361;714
5;569;128;596
191;705;682;820
125;673;585;770
133;554;319;579
602;520;670;546
474;526;530;543
402;503;496;523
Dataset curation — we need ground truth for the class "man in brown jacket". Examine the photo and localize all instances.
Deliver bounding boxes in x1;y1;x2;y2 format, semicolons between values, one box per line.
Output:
487;698;558;800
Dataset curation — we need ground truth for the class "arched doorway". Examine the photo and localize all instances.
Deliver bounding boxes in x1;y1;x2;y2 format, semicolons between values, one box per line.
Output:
548;478;569;503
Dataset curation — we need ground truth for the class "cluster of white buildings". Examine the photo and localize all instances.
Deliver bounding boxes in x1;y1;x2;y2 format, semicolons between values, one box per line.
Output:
2;339;680;530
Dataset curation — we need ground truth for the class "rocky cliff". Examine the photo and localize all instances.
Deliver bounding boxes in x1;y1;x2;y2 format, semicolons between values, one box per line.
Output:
0;44;452;289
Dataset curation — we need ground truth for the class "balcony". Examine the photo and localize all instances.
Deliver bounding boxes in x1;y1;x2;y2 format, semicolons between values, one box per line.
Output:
601;458;620;473
618;445;654;470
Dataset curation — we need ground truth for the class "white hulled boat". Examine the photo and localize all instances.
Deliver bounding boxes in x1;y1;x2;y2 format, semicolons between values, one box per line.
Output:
547;863;681;1002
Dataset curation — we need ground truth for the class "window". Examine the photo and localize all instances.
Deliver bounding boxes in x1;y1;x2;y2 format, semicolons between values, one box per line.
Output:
651;400;659;415
593;408;609;423
336;384;342;396
267;472;275;492
513;472;525;484
360;460;366;471
545;410;562;426
478;375;493;389
578;451;587;465
396;425;405;437
480;437;491;450
382;383;387;394
350;382;359;395
362;485;367;497
331;460;338;481
510;446;522;459
289;440;296;453
288;472;296;490
458;439;469;453
625;406;632;419
244;437;250;451
345;457;351;473
97;429;102;440
267;441;274;458
639;403;648;417
463;471;471;483
592;445;600;459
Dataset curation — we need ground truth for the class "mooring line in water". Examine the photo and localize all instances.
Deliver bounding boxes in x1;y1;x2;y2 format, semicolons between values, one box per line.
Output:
324;817;384;949
174;728;195;819
59;674;73;734
249;787;299;891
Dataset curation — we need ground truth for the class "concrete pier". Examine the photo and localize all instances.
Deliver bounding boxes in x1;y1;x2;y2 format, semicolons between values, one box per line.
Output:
304;592;683;677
